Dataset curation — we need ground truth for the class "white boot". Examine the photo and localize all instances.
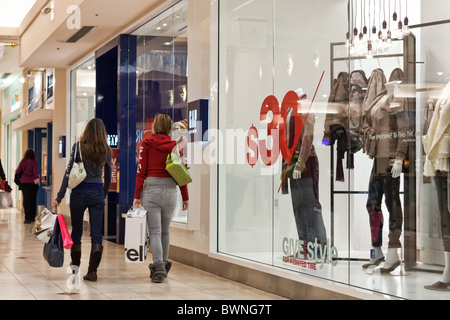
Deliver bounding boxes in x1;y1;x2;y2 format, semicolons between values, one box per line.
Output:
362;246;384;269
380;248;400;273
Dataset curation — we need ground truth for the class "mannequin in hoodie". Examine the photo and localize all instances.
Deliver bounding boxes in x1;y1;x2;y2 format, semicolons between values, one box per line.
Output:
423;82;450;290
362;77;410;273
133;113;189;283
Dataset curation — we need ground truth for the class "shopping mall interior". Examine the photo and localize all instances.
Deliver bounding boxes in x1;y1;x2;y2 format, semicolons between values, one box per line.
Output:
0;0;449;303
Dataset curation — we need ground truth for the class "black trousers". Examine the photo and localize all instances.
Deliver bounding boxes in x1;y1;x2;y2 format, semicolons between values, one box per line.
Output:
21;183;38;222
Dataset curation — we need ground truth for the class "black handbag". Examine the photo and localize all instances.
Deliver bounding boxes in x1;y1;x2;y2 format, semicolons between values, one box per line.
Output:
43;218;64;268
14;172;23;190
14;161;29;190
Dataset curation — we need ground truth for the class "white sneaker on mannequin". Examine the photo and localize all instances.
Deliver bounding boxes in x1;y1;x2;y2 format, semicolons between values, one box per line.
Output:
380;248;400;273
362;246;384;269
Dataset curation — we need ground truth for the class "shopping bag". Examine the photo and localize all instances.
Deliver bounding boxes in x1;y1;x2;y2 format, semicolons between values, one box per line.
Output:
166;152;192;187
31;207;58;243
43;219;64;268
58;214;73;250
124;206;149;263
0;191;13;208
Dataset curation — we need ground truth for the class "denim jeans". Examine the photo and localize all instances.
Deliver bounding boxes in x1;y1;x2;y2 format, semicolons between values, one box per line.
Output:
141;177;178;265
70;188;105;245
290;178;317;245
434;171;450;252
366;162;403;249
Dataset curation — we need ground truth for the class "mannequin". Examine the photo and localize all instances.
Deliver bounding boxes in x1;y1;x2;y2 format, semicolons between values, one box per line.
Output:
282;89;326;253
423;81;450;291
362;71;410;272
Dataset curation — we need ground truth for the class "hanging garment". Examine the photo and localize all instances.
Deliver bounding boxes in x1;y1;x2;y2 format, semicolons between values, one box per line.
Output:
322;72;349;182
423;81;450;176
348;70;369;154
362;69;410;173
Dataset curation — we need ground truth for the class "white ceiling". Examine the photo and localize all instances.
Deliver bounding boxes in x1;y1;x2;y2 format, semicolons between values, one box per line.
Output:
20;0;165;68
0;0;38;89
0;0;37;28
0;0;165;90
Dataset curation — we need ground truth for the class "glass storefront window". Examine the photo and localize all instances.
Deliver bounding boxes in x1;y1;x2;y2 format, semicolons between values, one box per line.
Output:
70;58;96;146
131;0;189;223
217;0;450;300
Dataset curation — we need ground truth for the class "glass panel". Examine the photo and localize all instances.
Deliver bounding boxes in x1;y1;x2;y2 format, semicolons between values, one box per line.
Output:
70;58;96;147
132;0;189;224
217;0;275;264
217;0;450;300
271;0;349;283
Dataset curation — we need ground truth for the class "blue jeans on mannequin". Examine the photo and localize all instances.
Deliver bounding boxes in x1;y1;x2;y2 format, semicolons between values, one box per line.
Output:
142;177;178;282
70;188;105;245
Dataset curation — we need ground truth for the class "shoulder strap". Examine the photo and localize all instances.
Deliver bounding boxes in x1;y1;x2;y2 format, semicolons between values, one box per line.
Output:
76;142;83;162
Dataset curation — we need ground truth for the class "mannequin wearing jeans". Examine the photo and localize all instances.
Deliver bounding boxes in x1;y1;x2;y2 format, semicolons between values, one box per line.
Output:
282;89;326;255
362;79;410;272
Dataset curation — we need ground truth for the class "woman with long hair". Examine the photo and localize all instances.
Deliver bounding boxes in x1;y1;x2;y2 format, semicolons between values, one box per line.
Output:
54;118;112;282
133;113;189;283
16;149;39;223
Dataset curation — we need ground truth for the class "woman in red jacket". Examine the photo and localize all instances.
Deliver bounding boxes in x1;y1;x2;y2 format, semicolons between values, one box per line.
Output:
133;113;189;283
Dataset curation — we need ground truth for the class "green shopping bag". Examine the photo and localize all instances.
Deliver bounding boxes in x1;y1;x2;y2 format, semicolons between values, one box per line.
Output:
166;152;192;187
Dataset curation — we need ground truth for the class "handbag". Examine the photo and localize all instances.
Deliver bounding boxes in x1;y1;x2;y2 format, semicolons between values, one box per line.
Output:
68;142;87;189
165;145;192;187
31;207;58;243
58;214;73;250
14;161;29;190
43;218;64;268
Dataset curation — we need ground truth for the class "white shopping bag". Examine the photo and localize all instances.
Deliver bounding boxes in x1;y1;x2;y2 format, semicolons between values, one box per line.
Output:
124;206;149;263
0;192;13;208
31;207;58;243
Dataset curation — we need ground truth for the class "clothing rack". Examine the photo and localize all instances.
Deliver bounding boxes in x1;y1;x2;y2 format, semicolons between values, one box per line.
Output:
328;34;418;269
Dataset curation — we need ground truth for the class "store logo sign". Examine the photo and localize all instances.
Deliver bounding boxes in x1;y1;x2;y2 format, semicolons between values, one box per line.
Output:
66;5;81;30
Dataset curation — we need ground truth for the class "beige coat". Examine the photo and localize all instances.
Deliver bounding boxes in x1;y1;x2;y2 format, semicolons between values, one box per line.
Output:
423;81;450;176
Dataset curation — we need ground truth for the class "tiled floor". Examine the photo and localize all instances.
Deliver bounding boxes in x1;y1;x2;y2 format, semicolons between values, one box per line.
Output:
0;207;287;300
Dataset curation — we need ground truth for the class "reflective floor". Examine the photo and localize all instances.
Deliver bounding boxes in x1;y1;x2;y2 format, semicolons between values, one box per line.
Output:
0;208;287;300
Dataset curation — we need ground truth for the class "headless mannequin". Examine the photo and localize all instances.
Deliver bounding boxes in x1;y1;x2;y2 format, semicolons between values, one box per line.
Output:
363;80;408;272
422;83;450;290
287;89;326;249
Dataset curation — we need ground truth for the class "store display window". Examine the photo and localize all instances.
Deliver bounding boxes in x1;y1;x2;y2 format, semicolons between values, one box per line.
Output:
131;0;189;223
217;0;450;299
69;58;96;145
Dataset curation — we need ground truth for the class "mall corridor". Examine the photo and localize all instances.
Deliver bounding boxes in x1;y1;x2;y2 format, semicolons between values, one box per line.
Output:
0;207;286;301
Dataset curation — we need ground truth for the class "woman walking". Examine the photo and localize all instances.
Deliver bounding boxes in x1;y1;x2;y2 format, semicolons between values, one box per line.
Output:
54;118;112;282
16;149;39;223
133;113;189;283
